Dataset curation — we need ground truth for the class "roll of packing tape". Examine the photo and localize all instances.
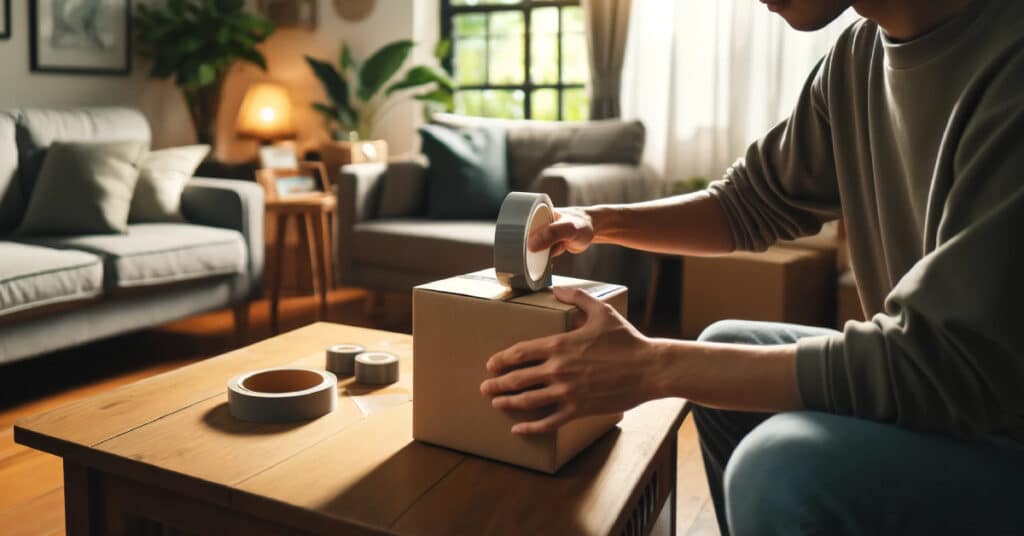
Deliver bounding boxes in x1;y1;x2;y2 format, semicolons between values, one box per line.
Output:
228;368;337;423
326;343;365;376
354;352;400;385
494;192;554;291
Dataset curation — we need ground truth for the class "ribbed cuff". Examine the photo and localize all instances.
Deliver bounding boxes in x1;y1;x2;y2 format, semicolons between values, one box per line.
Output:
796;334;841;412
707;179;753;251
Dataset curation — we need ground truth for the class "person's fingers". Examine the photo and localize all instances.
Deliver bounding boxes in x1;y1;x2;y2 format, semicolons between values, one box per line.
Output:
491;385;565;411
511;404;577;435
479;365;547;396
528;220;577;252
551;286;607;319
551;242;567;257
485;334;561;373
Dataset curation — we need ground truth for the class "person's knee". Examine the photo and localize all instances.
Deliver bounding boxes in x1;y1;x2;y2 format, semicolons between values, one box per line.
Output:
697;320;756;344
724;412;841;535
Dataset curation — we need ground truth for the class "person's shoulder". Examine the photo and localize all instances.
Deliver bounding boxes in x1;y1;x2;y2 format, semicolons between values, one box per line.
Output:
830;17;880;64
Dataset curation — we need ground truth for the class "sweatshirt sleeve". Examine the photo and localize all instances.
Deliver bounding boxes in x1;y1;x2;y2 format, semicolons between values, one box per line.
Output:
708;55;843;252
796;52;1024;439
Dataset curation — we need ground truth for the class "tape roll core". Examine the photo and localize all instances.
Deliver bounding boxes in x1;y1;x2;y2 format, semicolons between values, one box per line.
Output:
495;192;554;291
228;368;337;423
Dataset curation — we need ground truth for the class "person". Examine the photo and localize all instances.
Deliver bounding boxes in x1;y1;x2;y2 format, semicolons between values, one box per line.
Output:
479;0;1024;534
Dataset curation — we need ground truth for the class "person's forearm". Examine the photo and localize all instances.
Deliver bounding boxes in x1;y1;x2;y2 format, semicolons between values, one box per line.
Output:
587;191;736;256
646;339;804;412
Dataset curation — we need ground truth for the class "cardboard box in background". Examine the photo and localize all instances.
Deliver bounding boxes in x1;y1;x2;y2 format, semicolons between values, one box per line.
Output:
413;269;627;474
682;247;836;339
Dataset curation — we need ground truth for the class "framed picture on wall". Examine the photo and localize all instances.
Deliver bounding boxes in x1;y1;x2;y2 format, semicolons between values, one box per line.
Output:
30;0;131;75
1;0;11;40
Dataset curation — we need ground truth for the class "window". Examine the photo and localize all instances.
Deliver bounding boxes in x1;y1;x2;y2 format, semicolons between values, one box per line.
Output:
441;0;589;121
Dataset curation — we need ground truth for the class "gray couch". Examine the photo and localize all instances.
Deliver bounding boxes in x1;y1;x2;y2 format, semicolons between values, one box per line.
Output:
336;114;655;293
0;107;263;365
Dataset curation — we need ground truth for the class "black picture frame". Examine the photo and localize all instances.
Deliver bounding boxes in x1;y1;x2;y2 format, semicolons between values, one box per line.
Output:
29;0;132;75
1;0;11;40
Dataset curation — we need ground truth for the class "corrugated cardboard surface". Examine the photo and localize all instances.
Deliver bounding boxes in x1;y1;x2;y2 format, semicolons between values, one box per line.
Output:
413;270;627;473
682;247;836;339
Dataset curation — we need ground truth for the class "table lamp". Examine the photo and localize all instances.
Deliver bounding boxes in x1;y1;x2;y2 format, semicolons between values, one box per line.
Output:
236;82;296;144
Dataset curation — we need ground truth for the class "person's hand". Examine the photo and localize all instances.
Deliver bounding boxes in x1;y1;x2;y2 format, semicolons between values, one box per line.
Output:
528;207;595;257
479;287;666;434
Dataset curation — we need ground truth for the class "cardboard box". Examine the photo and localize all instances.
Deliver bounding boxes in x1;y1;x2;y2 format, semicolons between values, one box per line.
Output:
413;269;627;473
682;246;836;339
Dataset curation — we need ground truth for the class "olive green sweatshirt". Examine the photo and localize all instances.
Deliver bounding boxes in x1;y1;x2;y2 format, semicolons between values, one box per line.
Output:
708;0;1024;440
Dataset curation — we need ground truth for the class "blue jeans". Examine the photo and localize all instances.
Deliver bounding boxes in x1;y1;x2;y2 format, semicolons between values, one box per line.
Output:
692;320;1024;536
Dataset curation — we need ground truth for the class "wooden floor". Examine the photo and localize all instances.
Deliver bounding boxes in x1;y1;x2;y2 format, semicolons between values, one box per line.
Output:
0;289;719;535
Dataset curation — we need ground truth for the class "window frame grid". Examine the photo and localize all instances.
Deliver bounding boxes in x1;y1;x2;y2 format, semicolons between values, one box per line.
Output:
441;0;585;120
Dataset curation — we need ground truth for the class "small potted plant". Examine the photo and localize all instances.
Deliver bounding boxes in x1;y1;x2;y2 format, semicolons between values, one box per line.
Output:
305;39;454;166
134;0;274;148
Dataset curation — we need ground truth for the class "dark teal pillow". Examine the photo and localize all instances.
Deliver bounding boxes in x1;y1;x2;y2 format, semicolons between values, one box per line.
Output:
420;124;509;219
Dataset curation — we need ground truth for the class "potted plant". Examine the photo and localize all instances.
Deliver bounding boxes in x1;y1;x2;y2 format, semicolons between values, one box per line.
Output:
305;39;454;165
134;0;274;147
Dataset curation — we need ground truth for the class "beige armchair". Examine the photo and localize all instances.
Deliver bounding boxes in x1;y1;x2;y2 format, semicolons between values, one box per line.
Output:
333;114;655;293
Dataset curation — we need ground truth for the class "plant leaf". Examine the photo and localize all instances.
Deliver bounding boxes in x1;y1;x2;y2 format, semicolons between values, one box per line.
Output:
340;43;358;74
385;65;453;96
358;40;414;102
306;56;350;109
197;63;216;87
414;88;455;110
433;38;452;62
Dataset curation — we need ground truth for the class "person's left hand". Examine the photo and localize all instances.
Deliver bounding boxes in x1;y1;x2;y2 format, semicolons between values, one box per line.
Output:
479;286;666;434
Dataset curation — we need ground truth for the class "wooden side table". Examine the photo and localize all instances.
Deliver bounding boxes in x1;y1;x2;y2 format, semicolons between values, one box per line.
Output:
256;163;336;333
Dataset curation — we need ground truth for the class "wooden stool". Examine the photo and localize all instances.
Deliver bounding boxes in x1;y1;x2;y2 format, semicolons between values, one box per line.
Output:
265;194;336;333
256;164;336;334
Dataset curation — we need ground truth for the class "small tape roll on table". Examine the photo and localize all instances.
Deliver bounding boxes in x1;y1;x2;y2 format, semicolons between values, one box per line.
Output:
355;352;400;385
228;368;337;423
326;343;365;376
494;192;554;291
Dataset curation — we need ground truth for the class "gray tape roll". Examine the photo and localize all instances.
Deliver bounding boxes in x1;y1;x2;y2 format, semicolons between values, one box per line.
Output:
228;368;337;423
354;352;400;385
326;343;366;376
494;192;554;291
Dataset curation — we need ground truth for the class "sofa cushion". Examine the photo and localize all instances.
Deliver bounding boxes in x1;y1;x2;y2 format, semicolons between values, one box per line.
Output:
431;113;645;191
28;223;246;290
352;219;494;276
129;144;211;223
16;141;148;236
0;111;21;233
15;107;152;198
420;124;509;219
0;242;103;318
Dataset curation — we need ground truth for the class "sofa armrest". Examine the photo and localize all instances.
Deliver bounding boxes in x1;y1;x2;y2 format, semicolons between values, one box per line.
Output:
334;160;427;283
533;163;650;207
181;177;265;298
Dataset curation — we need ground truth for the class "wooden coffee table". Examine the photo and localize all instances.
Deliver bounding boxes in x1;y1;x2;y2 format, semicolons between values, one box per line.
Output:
15;322;688;535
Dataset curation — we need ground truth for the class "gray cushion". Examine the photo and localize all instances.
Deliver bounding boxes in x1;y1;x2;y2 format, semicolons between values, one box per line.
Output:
352;219;494;275
16;107;152;196
16;141;148;236
129;144;211;223
431;113;645;191
0;111;22;233
28;223;246;290
0;241;103;317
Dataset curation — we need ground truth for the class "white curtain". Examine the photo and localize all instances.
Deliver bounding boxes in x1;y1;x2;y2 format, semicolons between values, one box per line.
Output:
621;0;860;186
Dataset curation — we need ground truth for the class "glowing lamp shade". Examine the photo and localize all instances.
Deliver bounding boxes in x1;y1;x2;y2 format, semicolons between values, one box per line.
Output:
236;83;296;142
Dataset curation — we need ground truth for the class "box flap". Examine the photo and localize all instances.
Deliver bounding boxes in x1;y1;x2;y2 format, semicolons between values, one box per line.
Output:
415;269;627;311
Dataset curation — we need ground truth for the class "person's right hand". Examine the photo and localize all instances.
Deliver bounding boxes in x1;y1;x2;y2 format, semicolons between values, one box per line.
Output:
528;207;595;257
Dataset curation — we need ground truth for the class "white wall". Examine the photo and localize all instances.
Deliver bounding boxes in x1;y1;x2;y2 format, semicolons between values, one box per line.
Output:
0;0;441;160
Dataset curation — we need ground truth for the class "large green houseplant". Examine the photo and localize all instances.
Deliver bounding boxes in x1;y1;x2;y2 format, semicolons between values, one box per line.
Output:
134;0;274;146
305;40;454;141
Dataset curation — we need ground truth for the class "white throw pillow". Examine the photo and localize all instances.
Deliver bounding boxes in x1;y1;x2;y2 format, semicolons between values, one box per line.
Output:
128;145;211;222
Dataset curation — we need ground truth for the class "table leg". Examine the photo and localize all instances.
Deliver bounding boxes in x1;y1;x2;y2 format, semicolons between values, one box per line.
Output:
642;255;663;333
317;209;333;295
303;212;324;320
64;460;96;535
270;212;288;334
